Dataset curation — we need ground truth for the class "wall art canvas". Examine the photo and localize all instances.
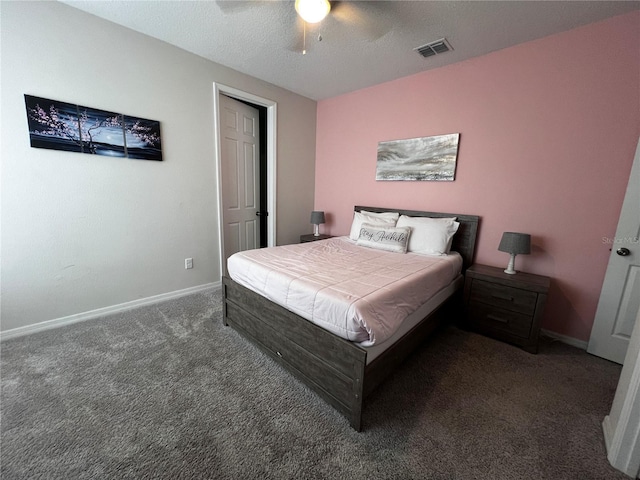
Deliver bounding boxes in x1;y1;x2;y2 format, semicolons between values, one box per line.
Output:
376;133;460;181
122;115;162;161
24;95;162;161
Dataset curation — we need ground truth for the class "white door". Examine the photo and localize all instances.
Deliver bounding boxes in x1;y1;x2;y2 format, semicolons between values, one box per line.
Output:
220;94;261;268
588;137;640;364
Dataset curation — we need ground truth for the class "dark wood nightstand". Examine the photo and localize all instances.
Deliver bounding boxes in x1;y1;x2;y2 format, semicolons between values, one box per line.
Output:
300;234;333;243
463;264;550;353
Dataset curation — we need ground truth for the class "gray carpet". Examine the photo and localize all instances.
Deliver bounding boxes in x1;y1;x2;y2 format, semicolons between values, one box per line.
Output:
1;288;627;479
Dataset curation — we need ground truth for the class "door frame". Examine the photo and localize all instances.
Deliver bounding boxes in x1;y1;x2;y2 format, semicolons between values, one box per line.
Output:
213;83;277;275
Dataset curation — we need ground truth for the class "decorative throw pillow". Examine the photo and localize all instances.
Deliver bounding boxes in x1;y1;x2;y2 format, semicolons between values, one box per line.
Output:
396;215;459;256
349;211;397;241
356;223;411;253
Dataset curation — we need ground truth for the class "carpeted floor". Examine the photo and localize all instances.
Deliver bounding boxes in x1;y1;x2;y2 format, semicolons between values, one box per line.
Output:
1;288;627;479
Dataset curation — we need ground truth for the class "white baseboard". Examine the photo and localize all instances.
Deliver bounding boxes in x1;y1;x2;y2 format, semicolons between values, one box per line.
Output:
0;282;221;341
541;328;589;350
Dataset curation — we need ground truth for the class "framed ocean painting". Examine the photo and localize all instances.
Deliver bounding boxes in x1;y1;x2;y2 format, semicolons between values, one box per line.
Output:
376;133;460;181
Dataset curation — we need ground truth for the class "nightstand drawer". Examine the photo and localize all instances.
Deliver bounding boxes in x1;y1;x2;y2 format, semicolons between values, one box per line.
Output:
464;264;550;354
470;279;537;315
467;302;533;339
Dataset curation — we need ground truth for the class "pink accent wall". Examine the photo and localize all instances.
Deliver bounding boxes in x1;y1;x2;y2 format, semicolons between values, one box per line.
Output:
314;12;640;342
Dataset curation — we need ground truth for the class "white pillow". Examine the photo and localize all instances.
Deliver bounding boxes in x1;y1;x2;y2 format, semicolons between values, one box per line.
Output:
396;215;460;256
360;210;400;222
356;223;410;253
349;211;397;241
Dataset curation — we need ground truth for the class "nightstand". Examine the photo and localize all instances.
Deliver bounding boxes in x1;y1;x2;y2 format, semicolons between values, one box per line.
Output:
463;264;550;353
300;234;333;243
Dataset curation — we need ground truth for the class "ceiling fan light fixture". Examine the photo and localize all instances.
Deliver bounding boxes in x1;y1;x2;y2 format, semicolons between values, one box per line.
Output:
295;0;331;24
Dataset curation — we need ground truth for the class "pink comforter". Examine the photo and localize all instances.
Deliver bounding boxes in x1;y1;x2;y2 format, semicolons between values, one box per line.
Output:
227;237;462;346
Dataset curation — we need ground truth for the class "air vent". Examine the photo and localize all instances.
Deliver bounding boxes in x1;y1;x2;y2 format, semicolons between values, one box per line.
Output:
414;38;453;58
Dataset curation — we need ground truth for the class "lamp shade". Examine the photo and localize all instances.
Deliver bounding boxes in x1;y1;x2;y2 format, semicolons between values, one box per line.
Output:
498;232;531;255
310;211;325;225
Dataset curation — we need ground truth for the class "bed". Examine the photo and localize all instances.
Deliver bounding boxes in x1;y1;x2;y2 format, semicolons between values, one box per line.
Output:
222;206;480;430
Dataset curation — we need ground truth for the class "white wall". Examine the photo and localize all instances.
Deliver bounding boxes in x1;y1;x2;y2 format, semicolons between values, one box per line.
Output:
0;1;317;332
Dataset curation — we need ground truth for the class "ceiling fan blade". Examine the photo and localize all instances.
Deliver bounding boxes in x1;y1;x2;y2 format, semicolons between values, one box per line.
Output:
215;0;257;14
331;1;394;41
216;0;285;14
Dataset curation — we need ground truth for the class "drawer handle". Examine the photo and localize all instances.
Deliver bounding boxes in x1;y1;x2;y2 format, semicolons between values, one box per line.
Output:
486;314;509;324
491;293;514;302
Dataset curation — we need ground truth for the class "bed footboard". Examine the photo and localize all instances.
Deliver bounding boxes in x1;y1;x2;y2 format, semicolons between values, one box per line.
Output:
363;291;460;398
223;276;368;431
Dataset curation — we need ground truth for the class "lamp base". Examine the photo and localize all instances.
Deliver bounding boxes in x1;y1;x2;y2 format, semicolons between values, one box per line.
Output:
504;253;517;275
313;224;320;237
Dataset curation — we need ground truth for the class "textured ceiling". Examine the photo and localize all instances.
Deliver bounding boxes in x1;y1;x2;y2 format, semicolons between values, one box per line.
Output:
60;1;639;100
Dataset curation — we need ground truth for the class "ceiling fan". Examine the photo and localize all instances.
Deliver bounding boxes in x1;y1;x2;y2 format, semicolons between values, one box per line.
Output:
294;0;331;24
295;0;331;54
216;0;392;54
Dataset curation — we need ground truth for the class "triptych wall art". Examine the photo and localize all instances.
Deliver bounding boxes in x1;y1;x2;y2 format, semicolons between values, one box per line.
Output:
24;95;163;161
376;133;460;181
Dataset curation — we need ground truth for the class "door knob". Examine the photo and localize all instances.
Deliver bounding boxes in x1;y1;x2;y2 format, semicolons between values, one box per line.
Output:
616;247;631;256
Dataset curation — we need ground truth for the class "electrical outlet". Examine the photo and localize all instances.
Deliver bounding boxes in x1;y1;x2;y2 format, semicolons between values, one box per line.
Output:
185;258;193;269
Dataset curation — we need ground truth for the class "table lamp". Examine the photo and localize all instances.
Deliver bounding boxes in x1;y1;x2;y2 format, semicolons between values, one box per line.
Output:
498;232;531;274
310;211;325;236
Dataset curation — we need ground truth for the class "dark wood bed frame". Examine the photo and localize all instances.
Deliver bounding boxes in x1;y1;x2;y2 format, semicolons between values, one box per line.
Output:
222;206;480;431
